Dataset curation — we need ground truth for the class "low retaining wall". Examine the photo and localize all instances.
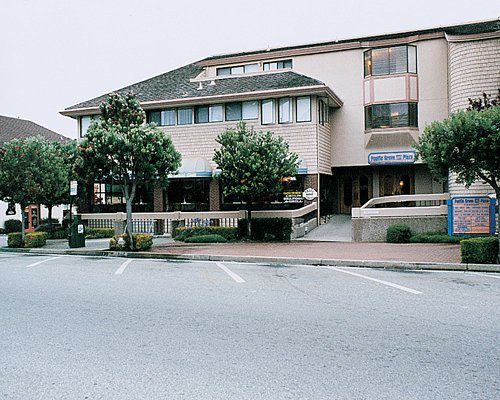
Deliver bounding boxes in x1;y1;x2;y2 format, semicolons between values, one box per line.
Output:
353;216;447;242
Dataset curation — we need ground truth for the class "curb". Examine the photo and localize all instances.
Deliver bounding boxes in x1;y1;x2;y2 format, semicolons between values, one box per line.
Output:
2;247;499;273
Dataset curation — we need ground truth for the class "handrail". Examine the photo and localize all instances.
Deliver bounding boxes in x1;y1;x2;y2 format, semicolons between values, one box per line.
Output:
360;193;450;209
352;193;450;218
80;202;317;221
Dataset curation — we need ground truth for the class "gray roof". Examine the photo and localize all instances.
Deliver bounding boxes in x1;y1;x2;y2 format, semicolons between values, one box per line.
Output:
0;115;70;145
64;63;329;112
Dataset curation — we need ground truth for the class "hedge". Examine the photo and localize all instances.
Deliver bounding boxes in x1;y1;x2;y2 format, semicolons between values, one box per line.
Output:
85;228;115;239
109;233;153;251
24;232;48;248
409;232;462;244
7;232;48;248
461;236;498;264
386;224;412;243
174;226;238;242
184;234;228;243
7;232;23;248
239;218;292;241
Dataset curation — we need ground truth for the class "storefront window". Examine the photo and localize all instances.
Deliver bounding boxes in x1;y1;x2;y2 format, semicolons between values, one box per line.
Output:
166;179;210;211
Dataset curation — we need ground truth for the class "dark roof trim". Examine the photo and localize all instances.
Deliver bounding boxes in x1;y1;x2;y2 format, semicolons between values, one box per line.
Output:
61;85;343;117
201;19;499;66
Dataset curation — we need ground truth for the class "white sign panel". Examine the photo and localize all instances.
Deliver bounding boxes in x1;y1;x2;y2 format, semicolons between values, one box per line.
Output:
70;180;78;196
302;188;318;201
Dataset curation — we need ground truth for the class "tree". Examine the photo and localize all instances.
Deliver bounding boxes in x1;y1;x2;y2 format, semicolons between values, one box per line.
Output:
213;122;299;238
415;105;500;262
76;92;181;249
0;136;68;241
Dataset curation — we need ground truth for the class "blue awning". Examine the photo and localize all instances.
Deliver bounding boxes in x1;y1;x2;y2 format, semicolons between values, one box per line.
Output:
170;158;213;178
297;159;308;174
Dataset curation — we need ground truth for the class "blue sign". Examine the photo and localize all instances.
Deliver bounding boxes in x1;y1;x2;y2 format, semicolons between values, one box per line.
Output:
447;196;496;236
368;151;416;165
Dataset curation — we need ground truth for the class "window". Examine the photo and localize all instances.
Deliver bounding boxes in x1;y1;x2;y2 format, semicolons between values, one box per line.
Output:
216;63;260;76
178;107;193;125
225;101;258;121
263;59;292;71
365;102;418;129
242;101;258;120
296;96;311;122
195;105;223;123
318;98;329;125
364;45;417;77
278;97;292;123
79;115;100;137
161;109;176;126
261;99;275;124
147;109;176;126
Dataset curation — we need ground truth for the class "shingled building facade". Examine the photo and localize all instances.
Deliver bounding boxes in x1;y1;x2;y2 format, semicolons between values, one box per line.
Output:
61;20;499;217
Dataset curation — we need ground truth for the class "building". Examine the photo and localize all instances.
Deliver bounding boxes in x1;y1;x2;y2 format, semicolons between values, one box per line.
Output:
0;115;70;230
61;19;499;219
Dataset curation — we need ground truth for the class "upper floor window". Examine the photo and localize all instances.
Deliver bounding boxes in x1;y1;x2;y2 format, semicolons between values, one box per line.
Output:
148;109;176;126
261;99;276;125
225;101;259;121
195;104;223;123
365;102;418;129
79;115;100;137
263;59;292;71
216;63;259;76
318;98;329;125
278;97;292;124
364;46;417;77
296;97;311;122
178;107;193;125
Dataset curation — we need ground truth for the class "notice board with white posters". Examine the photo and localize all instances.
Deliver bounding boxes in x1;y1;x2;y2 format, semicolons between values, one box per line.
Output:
447;196;496;235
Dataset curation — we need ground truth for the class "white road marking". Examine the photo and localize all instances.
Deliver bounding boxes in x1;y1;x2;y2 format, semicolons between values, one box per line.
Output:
26;256;62;268
330;267;423;294
216;262;245;283
470;272;500;280
115;259;132;275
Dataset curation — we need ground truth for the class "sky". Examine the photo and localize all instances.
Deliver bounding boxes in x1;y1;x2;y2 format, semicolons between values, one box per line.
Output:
1;0;498;139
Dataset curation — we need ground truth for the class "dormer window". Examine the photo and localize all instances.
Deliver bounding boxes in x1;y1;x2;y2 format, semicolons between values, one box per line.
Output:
216;63;259;76
263;59;292;71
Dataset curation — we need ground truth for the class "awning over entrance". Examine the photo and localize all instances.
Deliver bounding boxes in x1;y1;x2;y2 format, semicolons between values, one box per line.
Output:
170;157;213;178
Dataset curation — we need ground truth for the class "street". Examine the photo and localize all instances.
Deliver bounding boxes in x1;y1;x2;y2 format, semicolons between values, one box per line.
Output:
0;253;499;399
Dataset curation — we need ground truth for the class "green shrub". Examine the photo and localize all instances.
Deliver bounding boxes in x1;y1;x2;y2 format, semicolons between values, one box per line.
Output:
40;218;59;225
386;224;412;243
48;228;68;240
238;218;292;241
4;219;22;233
85;228;115;239
461;236;498;264
184;234;228;243
174;226;238;242
409;232;462;244
134;233;153;251
0;228;6;234
109;233;153;251
24;232;48;248
7;232;23;248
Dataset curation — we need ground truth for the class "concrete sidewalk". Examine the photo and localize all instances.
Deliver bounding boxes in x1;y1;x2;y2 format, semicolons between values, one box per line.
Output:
1;234;499;272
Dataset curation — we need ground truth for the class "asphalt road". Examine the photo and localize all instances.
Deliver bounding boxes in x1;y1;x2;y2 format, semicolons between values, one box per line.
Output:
0;253;499;399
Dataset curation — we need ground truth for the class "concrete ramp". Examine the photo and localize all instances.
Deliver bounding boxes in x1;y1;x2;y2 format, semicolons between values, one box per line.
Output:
296;214;352;242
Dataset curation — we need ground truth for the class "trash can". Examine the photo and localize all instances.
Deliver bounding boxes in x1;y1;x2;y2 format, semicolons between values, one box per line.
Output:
69;215;85;248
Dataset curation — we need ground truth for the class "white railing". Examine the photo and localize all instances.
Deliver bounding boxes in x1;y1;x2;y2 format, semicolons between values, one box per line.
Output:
80;203;318;234
352;193;450;218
